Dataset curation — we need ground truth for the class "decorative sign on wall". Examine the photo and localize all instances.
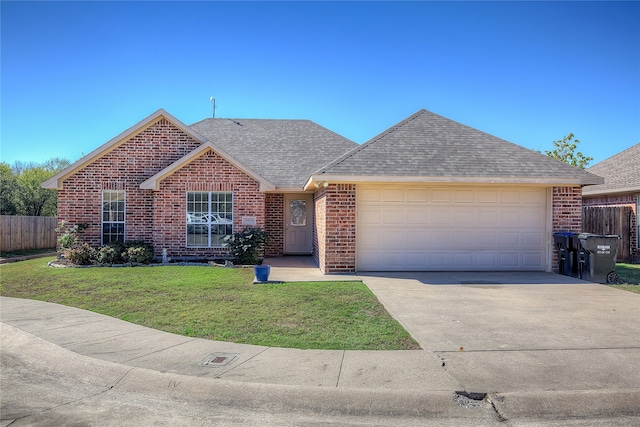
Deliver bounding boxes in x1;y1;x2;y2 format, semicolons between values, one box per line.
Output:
242;216;257;226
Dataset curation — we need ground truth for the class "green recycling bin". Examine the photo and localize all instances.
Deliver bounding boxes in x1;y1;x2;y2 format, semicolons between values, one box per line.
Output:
577;233;620;284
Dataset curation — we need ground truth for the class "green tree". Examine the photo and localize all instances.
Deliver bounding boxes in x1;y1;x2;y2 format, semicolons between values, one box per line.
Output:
16;166;57;216
0;162;18;215
545;133;593;168
6;158;70;217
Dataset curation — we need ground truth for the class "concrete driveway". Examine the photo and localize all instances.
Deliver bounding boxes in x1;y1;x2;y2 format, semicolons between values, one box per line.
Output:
360;271;640;415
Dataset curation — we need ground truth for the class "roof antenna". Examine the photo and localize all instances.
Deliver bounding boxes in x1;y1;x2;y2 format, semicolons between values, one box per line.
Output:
209;97;216;118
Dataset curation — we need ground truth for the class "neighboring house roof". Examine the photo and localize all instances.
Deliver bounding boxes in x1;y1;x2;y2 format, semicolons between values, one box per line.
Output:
582;143;640;197
307;109;604;188
189;118;357;189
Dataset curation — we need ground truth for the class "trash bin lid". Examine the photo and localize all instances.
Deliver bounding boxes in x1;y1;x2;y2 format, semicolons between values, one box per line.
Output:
553;231;574;236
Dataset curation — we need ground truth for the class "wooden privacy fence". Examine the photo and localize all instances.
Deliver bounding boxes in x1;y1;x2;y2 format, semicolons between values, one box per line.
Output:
582;206;632;262
0;216;57;252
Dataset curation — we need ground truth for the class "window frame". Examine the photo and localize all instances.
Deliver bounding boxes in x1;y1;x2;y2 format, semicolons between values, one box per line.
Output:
102;190;126;245
186;191;234;248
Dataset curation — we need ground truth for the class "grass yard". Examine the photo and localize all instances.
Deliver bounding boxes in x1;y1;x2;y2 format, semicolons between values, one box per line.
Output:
610;263;640;294
0;257;420;350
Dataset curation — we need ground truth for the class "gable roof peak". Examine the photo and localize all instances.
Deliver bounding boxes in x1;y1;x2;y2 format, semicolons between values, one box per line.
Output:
42;108;208;190
311;108;603;186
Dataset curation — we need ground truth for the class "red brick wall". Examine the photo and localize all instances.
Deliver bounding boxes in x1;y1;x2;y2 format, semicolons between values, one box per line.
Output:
265;193;284;256
58;118;202;248
314;184;356;273
551;186;583;272
152;149;264;258
57;118;267;259
552;186;583;233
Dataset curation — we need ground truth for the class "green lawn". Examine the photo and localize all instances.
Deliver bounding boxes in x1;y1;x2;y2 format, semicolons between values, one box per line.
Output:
0;257;420;350
610;263;640;294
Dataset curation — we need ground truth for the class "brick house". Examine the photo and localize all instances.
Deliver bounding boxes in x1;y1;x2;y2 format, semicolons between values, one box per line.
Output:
582;143;639;262
44;108;602;273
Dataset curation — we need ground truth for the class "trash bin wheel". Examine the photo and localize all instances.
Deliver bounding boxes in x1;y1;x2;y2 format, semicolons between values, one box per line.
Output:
606;272;620;284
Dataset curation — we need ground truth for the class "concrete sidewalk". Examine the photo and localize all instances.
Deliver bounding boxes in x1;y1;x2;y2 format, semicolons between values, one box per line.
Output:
2;259;640;425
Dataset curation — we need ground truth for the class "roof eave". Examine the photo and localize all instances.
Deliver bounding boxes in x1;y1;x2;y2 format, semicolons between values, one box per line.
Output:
41;109;208;190
582;186;640;197
304;174;604;190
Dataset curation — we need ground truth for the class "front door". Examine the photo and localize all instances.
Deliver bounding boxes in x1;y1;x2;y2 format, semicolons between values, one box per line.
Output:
284;193;313;254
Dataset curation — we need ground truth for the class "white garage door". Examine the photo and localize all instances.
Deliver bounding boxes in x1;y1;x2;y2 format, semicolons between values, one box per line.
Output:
357;185;549;271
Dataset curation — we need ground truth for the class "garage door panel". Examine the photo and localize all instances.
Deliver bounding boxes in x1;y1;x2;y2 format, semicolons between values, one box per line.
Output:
499;253;520;268
360;187;382;202
477;210;498;225
406;230;429;248
406;209;429;225
499;210;524;226
477;253;498;268
522;232;543;246
357;185;548;271
522;190;546;204
431;189;452;203
360;209;381;224
499;232;519;246
452;210;475;224
478;232;498;246
382;188;404;202
477;190;498;203
454;190;475;203
522;253;543;268
381;229;406;247
431;208;452;224
499;191;521;204
520;209;545;226
382;208;404;224
407;189;429;202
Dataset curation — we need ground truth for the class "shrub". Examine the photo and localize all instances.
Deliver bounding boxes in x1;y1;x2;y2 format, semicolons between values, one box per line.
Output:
64;243;96;266
97;243;126;264
123;241;154;264
224;227;269;265
56;221;88;250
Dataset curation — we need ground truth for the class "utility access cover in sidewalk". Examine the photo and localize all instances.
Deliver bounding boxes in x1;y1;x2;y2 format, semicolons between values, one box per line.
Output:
198;353;239;367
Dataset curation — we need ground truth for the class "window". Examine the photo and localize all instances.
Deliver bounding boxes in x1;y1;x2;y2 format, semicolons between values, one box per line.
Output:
186;192;233;247
637;195;640;249
102;190;125;244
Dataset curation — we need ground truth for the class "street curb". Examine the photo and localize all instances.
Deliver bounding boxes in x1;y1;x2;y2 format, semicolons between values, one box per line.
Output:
492;389;640;421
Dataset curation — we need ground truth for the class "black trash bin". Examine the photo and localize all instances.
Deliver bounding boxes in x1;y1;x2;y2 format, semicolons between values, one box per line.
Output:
553;232;577;277
577;233;620;284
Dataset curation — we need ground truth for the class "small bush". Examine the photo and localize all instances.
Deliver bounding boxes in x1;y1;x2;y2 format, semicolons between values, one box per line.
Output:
56;221;88;250
64;243;96;266
123;241;154;264
224;227;269;265
97;243;126;264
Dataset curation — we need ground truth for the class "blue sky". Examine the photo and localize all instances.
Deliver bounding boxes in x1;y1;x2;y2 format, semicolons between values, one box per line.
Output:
1;1;638;167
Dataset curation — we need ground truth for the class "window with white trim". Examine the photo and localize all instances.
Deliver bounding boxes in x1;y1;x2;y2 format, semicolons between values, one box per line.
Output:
186;192;233;247
102;190;125;244
637;194;639;249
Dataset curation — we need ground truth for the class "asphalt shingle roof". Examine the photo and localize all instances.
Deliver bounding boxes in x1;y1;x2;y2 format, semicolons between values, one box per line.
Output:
190;118;357;188
583;143;640;195
315;109;603;184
